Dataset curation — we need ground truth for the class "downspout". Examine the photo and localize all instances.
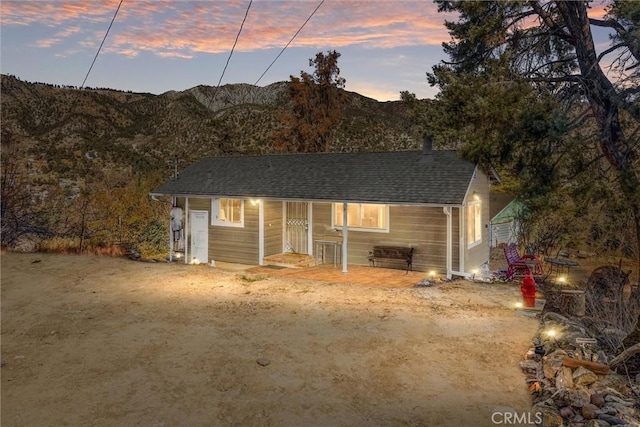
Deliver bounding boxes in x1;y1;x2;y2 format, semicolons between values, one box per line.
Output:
258;201;265;265
169;196;175;262
307;202;313;256
443;207;452;278
184;197;189;265
341;202;348;273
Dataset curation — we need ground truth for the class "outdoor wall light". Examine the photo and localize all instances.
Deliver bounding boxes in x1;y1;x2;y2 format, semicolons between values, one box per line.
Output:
250;199;262;206
472;191;480;201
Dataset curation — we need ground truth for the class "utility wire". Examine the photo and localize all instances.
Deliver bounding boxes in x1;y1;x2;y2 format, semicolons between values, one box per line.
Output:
254;0;325;86
206;0;253;110
80;0;124;89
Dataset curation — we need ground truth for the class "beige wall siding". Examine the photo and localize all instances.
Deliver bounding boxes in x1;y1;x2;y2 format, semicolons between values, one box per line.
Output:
211;200;259;265
452;207;460;271
264;201;283;256
463;168;491;272
179;197;259;265
311;202;451;273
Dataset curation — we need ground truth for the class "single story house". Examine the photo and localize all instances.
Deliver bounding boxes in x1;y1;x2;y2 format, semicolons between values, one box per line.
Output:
150;142;493;278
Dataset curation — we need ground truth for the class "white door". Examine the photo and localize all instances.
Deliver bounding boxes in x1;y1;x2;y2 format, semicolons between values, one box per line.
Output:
189;210;208;264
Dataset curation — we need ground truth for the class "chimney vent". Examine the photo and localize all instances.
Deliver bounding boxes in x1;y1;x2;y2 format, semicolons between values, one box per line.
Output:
421;136;434;163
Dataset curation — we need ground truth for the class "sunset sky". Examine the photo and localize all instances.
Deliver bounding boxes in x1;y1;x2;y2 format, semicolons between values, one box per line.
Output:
0;1;611;101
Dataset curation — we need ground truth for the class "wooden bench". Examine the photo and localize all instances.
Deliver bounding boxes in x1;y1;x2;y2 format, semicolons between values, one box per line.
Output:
504;243;543;280
368;246;414;274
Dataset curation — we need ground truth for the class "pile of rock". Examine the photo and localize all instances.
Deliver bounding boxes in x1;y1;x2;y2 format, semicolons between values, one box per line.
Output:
520;312;640;426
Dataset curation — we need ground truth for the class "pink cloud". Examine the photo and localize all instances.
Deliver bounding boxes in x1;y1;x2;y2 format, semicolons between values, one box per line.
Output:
3;0;452;57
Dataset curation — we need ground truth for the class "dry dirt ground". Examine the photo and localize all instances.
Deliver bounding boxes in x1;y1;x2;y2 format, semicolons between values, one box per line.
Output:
1;252;540;427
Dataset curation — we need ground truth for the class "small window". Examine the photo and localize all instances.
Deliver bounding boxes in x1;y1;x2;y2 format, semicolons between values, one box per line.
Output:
333;203;389;232
212;198;244;227
467;200;482;247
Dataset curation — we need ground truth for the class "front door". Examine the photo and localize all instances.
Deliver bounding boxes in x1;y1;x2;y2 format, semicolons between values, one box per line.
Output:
189;210;208;264
285;202;309;254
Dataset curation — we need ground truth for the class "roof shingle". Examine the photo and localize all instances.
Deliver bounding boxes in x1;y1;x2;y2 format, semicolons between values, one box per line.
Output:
152;150;476;205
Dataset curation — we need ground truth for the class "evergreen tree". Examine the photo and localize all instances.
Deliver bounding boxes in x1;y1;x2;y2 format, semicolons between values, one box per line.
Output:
426;0;639;265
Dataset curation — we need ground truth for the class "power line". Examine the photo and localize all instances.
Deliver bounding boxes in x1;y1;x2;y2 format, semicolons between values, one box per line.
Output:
254;0;325;86
80;0;124;89
206;0;253;110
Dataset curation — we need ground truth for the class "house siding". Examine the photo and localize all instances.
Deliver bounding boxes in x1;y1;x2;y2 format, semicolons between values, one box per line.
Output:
463;168;491;272
180;197;259;265
452;207;460;272
311;203;452;273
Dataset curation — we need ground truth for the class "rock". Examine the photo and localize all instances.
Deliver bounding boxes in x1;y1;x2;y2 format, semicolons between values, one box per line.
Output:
520;359;540;376
597;413;627;425
553;388;589;408
559;406;575;418
597;350;609;364
584;420;611;427
590;374;630;395
582;403;599;420
603;394;634;406
544;351;567;379
590;392;605;408
559;388;590;408
555;366;575;389
574;366;599;386
532;404;564;427
256;358;270;367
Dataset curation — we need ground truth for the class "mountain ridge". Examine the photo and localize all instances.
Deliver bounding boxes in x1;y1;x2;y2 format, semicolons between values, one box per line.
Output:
1;73;422;184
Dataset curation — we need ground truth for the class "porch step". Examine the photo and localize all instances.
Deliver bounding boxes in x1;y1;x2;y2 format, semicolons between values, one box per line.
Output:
263;253;315;268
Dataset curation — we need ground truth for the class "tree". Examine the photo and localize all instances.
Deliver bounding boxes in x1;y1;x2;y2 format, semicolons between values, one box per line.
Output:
0;132;50;247
426;1;640;268
275;50;347;152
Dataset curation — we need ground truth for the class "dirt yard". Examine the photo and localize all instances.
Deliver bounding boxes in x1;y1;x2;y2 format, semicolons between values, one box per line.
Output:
1;252;540;427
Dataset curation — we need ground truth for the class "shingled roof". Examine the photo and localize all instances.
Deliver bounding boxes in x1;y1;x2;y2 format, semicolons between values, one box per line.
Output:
151;150;477;205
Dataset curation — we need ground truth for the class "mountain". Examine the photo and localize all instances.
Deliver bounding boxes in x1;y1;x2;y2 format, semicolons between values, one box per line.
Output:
1;74;422;183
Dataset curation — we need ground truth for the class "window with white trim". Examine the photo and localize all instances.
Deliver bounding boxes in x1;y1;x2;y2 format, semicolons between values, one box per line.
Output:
212;198;244;227
467;200;482;247
333;203;389;232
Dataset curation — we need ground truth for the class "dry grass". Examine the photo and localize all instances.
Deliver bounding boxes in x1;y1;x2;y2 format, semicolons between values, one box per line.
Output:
34;237;126;257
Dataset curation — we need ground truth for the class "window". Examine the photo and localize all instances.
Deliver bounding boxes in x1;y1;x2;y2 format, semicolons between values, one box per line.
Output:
467;201;482;247
333;203;388;232
212;198;244;227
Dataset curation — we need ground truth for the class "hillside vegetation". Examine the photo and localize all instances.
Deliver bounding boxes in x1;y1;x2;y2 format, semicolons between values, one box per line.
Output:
0;74;424;254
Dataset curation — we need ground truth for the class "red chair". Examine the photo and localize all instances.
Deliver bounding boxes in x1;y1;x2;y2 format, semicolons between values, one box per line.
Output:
504;243;543;280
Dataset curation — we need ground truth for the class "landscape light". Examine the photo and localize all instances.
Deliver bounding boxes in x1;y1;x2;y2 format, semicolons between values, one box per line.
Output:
515;302;523;309
545;329;557;338
429;270;436;278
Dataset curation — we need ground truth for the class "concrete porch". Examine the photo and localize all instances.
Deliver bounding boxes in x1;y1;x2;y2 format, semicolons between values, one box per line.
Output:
262;253;316;268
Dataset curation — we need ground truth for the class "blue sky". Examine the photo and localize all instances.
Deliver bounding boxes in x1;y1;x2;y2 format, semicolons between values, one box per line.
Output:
1;1;611;101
